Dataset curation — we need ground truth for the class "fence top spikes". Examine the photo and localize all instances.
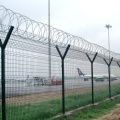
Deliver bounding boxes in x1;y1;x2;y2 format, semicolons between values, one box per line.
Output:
0;39;2;47
3;26;14;49
86;52;98;63
104;57;113;66
56;44;70;59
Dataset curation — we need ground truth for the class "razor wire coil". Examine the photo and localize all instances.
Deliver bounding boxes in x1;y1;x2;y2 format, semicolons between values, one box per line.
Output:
0;5;120;60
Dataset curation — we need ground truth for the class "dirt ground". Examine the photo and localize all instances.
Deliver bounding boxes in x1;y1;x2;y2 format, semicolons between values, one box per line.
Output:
96;104;120;120
4;85;106;104
5;87;92;104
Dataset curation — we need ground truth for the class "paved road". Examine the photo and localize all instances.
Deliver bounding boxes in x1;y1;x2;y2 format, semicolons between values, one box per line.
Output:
0;79;120;97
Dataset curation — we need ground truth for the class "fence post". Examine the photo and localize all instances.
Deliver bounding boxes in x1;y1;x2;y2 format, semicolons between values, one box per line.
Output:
0;26;14;120
86;52;97;104
56;44;70;114
103;57;113;99
116;61;120;68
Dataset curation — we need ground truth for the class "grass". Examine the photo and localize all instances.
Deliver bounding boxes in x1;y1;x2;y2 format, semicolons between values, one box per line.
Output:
0;84;120;120
58;97;120;120
5;99;62;120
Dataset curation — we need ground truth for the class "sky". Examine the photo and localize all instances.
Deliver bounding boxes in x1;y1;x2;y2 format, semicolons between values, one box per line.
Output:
1;0;120;53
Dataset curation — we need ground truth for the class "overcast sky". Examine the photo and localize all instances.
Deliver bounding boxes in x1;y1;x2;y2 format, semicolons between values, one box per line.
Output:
1;0;120;53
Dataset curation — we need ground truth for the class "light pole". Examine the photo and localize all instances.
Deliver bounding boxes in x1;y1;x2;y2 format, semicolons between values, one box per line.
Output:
48;0;51;81
105;24;112;60
105;24;112;98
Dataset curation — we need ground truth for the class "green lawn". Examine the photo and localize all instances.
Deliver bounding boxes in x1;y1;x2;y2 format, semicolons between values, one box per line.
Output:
0;84;120;120
58;97;120;120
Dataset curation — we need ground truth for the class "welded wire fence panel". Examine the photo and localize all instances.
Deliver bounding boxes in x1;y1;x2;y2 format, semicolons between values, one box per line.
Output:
2;35;120;120
93;63;109;103
1;5;120;120
0;26;120;119
111;62;120;97
64;57;92;111
2;35;62;120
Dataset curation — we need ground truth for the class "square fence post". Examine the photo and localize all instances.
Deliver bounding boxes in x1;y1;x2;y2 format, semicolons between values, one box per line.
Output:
0;26;14;120
56;44;70;114
86;52;97;104
103;57;113;99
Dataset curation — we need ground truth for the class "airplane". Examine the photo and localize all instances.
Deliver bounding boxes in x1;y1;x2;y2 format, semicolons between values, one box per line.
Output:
77;68;119;81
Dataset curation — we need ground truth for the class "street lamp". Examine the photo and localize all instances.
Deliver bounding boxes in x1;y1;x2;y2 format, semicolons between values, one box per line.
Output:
105;24;112;60
105;24;112;99
48;0;51;81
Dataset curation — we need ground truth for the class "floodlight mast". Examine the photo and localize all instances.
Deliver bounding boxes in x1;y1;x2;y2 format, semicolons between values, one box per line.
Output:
105;24;112;61
48;0;51;81
105;24;112;99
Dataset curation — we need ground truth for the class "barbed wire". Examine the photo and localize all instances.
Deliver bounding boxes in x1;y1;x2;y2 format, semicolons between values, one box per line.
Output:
0;5;120;60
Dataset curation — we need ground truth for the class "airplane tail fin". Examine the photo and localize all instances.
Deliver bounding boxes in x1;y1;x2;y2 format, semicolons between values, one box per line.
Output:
26;75;29;81
77;68;85;76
